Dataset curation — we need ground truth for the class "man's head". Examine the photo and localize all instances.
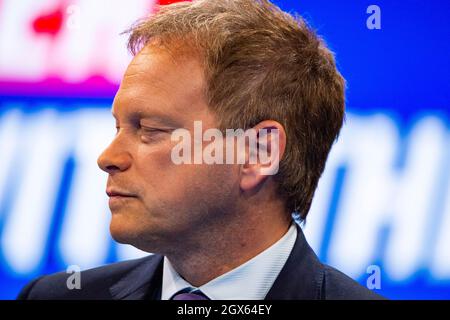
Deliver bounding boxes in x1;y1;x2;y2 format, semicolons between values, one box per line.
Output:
98;0;345;253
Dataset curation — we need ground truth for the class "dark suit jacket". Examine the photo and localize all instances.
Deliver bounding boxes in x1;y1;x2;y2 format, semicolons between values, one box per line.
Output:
17;225;383;300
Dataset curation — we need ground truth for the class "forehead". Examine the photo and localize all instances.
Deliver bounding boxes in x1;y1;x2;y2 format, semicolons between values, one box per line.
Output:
112;44;208;123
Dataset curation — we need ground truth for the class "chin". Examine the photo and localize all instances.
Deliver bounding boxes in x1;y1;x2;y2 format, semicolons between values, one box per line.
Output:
109;215;164;253
109;215;140;244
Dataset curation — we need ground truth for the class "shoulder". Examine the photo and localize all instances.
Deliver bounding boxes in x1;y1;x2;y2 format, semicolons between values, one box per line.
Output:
321;264;384;300
17;255;159;300
266;225;385;300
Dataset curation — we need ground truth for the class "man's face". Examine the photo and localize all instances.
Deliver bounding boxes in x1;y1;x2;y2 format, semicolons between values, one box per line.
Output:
97;45;240;253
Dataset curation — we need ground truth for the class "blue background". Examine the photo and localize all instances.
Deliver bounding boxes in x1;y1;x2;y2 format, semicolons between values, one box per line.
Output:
0;0;449;299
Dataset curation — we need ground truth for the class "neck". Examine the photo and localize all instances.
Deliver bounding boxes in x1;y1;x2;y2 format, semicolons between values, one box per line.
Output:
166;204;292;287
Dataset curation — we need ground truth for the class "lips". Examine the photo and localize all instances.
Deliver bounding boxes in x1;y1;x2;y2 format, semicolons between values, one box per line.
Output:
106;188;137;198
106;188;137;209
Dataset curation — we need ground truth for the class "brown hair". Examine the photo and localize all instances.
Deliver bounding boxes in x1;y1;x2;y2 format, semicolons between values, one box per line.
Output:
127;0;345;220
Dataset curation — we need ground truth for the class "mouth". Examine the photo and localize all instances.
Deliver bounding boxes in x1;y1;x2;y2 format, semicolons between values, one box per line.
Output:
106;189;138;208
106;188;137;198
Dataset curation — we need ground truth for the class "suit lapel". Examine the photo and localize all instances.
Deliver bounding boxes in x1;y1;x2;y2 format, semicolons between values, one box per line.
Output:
110;254;164;300
265;224;325;300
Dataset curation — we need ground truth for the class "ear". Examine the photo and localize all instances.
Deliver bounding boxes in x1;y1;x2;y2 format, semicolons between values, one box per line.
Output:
240;120;286;191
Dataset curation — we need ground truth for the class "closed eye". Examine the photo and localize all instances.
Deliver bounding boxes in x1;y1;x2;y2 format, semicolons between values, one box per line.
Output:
141;127;168;134
139;126;173;143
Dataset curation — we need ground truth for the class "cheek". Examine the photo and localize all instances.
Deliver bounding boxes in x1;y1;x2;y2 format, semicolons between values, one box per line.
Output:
134;143;193;198
135;140;174;175
134;142;239;208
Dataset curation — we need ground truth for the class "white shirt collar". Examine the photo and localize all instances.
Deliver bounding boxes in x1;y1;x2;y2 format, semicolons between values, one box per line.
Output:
161;222;298;300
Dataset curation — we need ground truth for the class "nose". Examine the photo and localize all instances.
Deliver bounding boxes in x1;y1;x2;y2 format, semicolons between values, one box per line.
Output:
97;138;132;174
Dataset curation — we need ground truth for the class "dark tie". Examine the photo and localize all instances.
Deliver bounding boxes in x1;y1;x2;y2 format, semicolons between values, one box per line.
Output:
171;288;210;300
